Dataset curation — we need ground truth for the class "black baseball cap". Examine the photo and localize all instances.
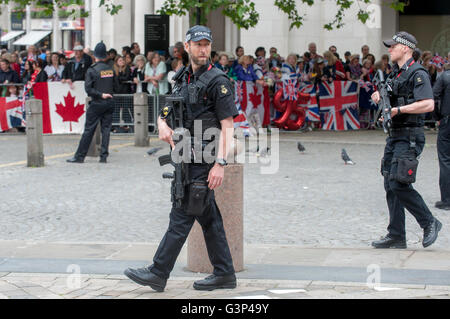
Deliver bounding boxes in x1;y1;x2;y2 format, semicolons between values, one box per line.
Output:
185;25;212;43
383;31;417;49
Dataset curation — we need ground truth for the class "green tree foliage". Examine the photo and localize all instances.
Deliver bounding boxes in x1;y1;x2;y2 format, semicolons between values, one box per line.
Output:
0;0;407;30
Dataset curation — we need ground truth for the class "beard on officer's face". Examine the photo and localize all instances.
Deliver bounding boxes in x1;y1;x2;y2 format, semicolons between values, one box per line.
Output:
191;56;209;66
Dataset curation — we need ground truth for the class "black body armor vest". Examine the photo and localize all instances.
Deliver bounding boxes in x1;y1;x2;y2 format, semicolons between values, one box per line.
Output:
178;65;228;139
389;61;428;128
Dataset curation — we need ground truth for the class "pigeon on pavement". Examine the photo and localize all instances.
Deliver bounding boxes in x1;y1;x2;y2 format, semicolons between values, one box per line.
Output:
341;148;355;165
297;142;306;152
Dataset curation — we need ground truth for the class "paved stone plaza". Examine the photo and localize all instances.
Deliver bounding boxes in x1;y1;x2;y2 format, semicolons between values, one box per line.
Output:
0;129;449;299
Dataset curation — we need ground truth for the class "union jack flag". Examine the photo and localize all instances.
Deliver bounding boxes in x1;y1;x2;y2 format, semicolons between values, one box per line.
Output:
282;79;298;101
298;82;320;122
431;55;448;69
0;96;26;132
318;81;360;131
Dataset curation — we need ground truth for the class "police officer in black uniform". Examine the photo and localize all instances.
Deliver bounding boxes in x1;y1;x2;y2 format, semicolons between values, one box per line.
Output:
433;63;450;210
67;42;115;164
371;32;442;249
124;26;238;292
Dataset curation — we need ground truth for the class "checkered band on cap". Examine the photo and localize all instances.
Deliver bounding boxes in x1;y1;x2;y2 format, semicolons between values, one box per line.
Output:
393;35;416;49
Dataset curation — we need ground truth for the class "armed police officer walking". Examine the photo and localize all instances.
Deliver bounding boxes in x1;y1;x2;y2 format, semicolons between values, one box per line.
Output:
67;42;115;164
124;26;238;292
371;32;442;249
433;63;450;210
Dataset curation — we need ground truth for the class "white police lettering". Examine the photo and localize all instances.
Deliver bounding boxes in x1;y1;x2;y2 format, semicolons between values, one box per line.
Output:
194;32;210;37
225;303;269;314
180;303;215;317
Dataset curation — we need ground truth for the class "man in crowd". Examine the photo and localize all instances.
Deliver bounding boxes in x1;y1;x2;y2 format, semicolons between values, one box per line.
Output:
371;31;442;249
433;63;450;210
174;41;189;66
329;45;337;54
255;47;266;59
67;42;115;164
308;42;323;69
0;59;20;84
130;42;141;56
361;45;370;63
268;47;283;68
62;44;92;85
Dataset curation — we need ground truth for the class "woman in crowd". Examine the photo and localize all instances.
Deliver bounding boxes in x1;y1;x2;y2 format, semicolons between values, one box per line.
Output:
113;55;132;94
131;54;147;94
21;60;34;85
234;55;264;85
32;59;48;83
380;54;392;78
144;51;168;95
125;52;135;70
215;52;230;74
167;58;184;91
322;50;346;81
361;59;374;82
421;51;438;85
345;54;362;80
310;58;326;85
44;52;65;82
281;53;299;79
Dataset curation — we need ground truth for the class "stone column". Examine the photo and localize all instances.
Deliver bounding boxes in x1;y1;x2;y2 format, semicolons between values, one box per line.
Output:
85;97;101;157
26;99;44;167
134;0;154;48
187;163;244;273
133;92;149;147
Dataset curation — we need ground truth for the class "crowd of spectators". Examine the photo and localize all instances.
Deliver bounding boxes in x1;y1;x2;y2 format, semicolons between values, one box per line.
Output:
1;40;448;132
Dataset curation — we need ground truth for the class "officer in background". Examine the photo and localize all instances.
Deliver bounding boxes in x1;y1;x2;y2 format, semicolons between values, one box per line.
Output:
433;63;450;210
124;25;238;292
371;32;442;249
67;42;115;164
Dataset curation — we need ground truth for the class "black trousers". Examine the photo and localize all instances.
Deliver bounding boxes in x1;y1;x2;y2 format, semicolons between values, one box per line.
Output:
381;130;434;239
149;164;235;279
438;117;450;204
75;100;114;159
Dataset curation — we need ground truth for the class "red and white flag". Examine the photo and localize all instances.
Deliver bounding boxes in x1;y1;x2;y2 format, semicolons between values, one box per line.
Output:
0;97;25;132
33;82;87;134
234;80;270;127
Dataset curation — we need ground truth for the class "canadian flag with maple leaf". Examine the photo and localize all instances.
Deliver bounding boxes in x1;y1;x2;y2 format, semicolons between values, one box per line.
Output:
234;81;270;129
33;82;88;134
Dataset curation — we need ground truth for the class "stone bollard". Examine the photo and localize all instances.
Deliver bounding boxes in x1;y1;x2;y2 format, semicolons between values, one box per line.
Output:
133;93;149;147
26;99;45;167
187;157;244;273
86;97;101;157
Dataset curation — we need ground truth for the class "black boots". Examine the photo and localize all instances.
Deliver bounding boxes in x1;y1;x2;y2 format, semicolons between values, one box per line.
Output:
124;267;167;292
193;274;237;291
371;235;407;249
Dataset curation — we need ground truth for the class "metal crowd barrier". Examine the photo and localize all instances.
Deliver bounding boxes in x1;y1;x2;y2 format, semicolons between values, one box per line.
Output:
111;93;167;134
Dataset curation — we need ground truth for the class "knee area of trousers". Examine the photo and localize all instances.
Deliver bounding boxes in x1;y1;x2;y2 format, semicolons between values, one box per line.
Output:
388;179;409;193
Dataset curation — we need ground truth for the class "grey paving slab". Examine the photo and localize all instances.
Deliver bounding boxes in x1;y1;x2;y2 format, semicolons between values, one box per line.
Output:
0;131;447;249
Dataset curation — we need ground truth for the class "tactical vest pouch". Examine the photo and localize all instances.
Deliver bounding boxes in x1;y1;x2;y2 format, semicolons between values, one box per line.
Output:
185;181;209;216
391;157;418;184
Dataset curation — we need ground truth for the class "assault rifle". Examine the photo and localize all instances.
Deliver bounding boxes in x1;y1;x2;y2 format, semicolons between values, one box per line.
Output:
373;69;393;135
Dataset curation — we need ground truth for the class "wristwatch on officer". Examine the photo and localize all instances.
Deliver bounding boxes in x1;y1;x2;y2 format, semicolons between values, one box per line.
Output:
215;158;228;167
397;106;402;114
